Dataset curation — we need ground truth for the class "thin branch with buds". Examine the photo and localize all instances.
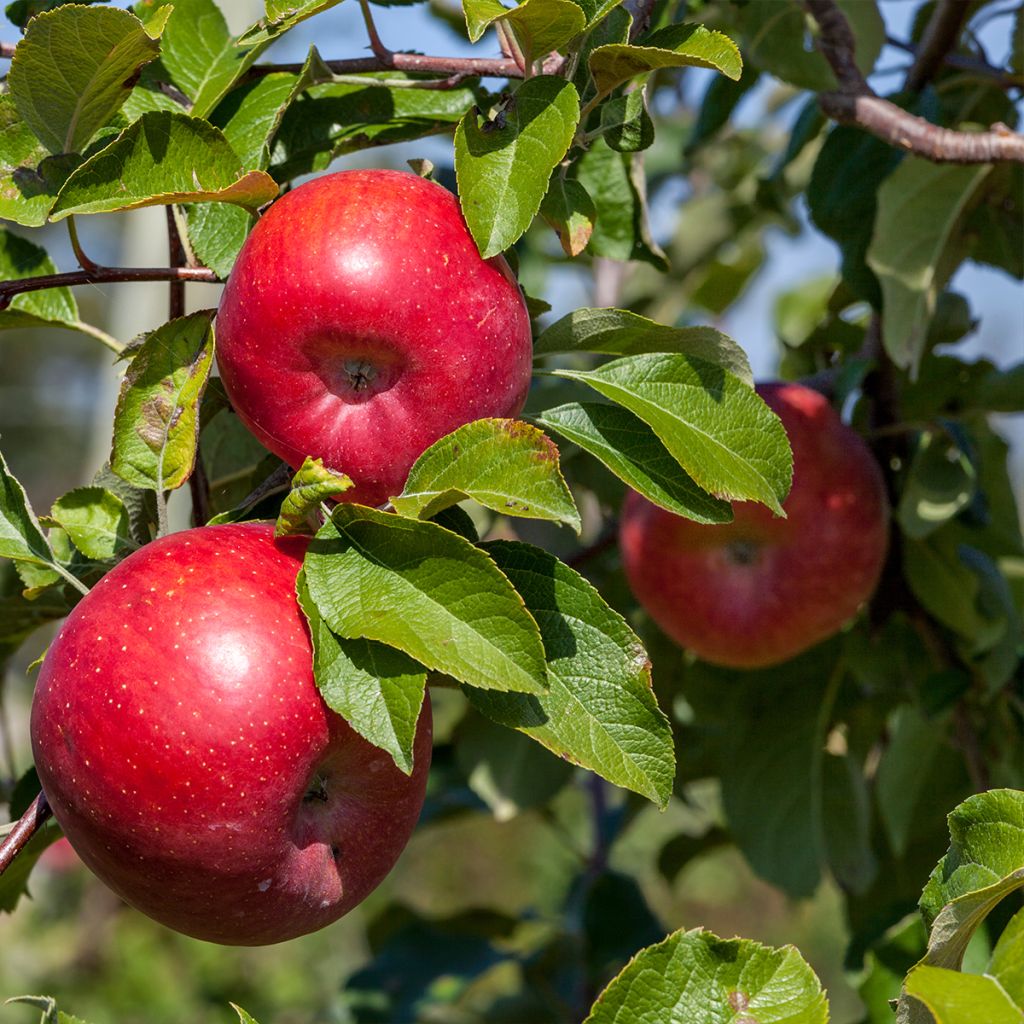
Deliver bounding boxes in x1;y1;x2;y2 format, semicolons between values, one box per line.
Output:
0;265;221;312
804;0;1024;164
0;792;53;877
250;51;528;84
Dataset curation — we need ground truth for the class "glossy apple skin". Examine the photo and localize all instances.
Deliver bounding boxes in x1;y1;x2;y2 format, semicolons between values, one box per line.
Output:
620;382;889;669
30;523;432;945
215;169;534;507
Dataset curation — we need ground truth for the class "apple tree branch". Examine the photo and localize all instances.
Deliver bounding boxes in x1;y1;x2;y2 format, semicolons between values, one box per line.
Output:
804;0;1024;164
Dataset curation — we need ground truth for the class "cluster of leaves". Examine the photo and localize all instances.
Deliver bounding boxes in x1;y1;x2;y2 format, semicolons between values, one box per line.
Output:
1;0;1022;1022
6;788;1024;1023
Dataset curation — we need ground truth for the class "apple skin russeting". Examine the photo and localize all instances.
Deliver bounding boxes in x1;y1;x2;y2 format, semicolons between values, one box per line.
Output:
215;169;534;508
30;522;432;946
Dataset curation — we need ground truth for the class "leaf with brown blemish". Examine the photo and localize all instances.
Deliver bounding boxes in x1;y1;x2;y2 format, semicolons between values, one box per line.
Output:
111;310;215;492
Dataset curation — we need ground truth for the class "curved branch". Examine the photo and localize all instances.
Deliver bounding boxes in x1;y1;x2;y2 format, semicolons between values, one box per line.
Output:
887;35;1023;88
0;791;52;877
804;0;1024;164
905;0;970;93
818;93;1024;162
0;265;221;311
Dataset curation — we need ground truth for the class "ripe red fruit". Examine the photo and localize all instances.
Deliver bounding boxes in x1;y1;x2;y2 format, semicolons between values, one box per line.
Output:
215;169;534;507
619;382;889;669
30;523;431;945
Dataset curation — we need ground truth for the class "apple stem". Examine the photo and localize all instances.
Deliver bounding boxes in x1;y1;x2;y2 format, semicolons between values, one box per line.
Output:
0;791;52;878
155;489;170;539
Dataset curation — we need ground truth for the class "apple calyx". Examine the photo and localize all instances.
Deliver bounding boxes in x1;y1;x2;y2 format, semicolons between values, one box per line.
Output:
724;539;760;566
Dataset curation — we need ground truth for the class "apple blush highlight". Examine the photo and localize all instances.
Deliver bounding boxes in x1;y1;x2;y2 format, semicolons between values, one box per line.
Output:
619;382;889;669
215;169;534;507
30;522;432;945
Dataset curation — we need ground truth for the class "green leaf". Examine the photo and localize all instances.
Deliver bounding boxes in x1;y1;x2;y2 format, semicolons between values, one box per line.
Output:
136;0;266;119
464;0;585;59
539;175;595;257
902;966;1023;1024
216;43;332;173
589;23;742;95
687;61;760;155
599;87;654;153
903;535;1012;655
0;560;72;663
736;0;883;91
180;75;281;274
897;430;977;540
553;353;792;513
0;96;77;228
583;927;828;1024
111;311;215;492
0;818;63;915
0;227;79;332
919;790;1024;967
467;540;675;808
965;164;1023;281
0;447;59;573
807;123;902;305
455;76;580;258
49;487;137;561
773;275;835;349
989;908;1024;1008
537;403;732;523
183;47;331;275
463;0;506;41
892;792;1024;1021
50;112;279;220
8;5;160;155
270;75;477;182
455;711;573;820
5;1;103;30
90;463;157;546
975;363;1024;414
875;705;947;858
184;203;252;281
230;1006;261;1024
569;0;623;29
275;458;353;537
533;307;753;385
711;647;875;898
297;571;426;774
238;0;343;46
573;139;666;269
867;159;991;373
391;419;580;533
200;408;278;517
304;505;548;695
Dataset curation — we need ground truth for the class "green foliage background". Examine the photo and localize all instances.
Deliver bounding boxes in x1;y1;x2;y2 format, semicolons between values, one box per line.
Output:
0;1;1021;1022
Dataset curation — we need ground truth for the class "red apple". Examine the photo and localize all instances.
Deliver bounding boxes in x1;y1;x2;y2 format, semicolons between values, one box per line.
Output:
619;382;889;669
30;522;432;945
215;169;533;507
